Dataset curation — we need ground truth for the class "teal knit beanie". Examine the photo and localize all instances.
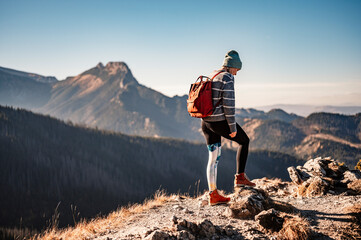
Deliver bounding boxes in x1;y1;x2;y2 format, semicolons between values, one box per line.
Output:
223;50;242;69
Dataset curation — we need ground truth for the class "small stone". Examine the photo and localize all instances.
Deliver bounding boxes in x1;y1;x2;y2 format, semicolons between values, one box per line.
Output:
173;205;183;210
182;208;192;214
199;199;208;207
187;221;199;234
144;227;159;237
175;196;185;202
198;219;216;238
342;170;361;184
255;208;284;232
224;225;237;236
347;179;361;194
171;215;178;224
145;230;171;240
178;219;188;228
178;230;195;240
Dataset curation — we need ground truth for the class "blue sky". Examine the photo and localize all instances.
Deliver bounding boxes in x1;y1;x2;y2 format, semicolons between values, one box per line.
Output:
1;0;360;107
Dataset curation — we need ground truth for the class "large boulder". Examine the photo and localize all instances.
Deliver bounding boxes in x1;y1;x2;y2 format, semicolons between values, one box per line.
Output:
225;187;270;219
288;157;358;197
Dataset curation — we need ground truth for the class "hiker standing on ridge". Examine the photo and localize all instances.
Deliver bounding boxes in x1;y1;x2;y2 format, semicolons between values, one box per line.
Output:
201;50;255;206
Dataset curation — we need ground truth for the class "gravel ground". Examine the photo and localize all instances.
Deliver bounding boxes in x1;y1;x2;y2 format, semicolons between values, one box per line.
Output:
93;182;361;240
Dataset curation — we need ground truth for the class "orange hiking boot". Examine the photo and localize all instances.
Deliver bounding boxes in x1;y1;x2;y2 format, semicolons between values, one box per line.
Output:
234;173;256;187
209;189;230;206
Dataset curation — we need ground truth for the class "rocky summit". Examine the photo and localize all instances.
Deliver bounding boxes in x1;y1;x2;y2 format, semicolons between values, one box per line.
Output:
33;157;361;240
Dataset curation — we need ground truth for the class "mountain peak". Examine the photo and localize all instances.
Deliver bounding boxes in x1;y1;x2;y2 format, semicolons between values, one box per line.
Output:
96;62;104;69
105;61;129;72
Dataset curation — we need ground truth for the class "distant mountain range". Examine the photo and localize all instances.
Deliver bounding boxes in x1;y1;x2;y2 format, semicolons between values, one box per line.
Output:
235;108;301;123
1;63;360;165
0;63;200;140
230;111;361;167
0;105;302;232
256;104;361;117
0;66;54;109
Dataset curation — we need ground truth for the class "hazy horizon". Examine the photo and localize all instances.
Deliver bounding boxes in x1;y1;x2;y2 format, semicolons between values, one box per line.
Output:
1;0;360;108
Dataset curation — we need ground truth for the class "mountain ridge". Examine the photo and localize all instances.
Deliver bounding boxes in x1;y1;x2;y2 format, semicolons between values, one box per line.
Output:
257;104;361;117
1;63;360;162
0;66;58;83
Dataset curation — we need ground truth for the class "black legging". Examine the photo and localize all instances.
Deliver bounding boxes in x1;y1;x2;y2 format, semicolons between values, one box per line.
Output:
201;120;250;174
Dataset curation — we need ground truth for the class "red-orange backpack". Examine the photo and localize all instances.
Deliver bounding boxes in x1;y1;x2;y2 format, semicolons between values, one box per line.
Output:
187;71;223;118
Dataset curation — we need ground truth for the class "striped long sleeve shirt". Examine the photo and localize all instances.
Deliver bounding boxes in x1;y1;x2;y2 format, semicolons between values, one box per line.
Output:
202;70;237;133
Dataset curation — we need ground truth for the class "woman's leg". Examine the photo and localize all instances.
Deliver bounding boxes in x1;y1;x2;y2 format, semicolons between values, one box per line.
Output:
201;121;221;191
234;124;250;174
201;121;230;205
206;142;220;191
202;120;250;174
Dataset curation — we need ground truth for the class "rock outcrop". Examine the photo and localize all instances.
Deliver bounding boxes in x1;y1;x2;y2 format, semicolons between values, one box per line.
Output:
287;156;361;197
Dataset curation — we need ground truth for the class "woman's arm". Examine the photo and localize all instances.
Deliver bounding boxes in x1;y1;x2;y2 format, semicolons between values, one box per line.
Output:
222;74;237;134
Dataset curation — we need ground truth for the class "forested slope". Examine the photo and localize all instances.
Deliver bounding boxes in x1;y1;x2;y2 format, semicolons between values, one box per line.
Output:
0;105;302;232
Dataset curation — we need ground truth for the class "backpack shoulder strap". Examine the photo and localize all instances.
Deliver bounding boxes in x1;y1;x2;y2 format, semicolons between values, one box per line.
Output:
210;70;224;80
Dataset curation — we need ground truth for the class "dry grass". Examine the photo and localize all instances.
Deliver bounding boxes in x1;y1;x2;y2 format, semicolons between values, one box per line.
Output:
305;177;328;197
336;224;361;240
277;214;310;240
30;190;181;240
296;183;308;197
296;177;328;197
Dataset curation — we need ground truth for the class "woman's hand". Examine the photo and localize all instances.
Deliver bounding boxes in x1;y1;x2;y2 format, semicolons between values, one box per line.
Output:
229;131;237;138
